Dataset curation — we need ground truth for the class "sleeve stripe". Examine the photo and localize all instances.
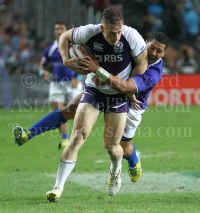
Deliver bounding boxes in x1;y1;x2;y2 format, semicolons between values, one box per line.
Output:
72;29;75;43
132;47;146;58
132;78;138;93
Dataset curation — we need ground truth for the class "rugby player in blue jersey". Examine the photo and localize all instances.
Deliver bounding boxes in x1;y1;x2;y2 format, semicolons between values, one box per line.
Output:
80;31;169;183
38;22;83;149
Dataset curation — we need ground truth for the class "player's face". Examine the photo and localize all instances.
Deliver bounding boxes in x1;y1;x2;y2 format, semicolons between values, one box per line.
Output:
147;39;166;64
101;21;123;46
54;24;67;40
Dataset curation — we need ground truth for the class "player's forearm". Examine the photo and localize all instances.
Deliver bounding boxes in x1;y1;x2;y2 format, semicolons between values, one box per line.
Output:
106;76;137;94
94;66;137;93
59;29;73;60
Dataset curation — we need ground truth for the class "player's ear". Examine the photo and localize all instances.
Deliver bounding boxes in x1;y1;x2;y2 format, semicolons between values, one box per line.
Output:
146;39;148;44
100;25;104;32
162;49;167;58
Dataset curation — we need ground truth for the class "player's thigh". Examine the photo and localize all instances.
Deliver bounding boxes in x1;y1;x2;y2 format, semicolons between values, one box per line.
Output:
61;93;83;120
71;102;100;139
122;108;145;140
104;112;127;147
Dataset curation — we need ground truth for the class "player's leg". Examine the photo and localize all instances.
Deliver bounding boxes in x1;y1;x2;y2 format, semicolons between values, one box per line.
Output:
120;140;142;182
46;103;100;202
61;92;82;120
104;112;126;196
51;102;66;133
58;80;83;148
120;108;145;182
51;101;69;148
120;139;138;167
48;81;70;147
13;93;82;146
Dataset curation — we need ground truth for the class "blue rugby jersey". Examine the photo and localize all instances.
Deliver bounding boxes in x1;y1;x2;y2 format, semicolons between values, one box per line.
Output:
132;58;163;109
72;24;146;94
41;40;76;82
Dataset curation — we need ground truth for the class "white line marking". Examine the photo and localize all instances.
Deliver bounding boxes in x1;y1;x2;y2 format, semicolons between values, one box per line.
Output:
45;172;200;194
95;160;108;163
94;152;174;164
142;152;173;158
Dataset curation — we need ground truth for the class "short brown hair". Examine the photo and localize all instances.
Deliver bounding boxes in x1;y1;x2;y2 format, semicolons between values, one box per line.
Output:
102;8;123;25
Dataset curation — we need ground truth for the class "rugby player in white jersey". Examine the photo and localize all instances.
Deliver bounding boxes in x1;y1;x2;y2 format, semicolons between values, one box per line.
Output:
46;8;147;201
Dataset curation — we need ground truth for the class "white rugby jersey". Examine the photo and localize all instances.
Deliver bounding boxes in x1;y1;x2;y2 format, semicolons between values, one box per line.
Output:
72;24;146;94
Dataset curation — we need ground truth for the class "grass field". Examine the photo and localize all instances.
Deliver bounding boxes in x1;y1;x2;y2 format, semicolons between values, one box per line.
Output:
0;106;200;213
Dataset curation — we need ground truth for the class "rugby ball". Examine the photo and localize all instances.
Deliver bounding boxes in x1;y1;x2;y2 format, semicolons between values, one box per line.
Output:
69;44;94;59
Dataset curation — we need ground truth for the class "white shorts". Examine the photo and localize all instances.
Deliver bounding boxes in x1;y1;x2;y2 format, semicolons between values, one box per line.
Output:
122;107;145;141
49;81;83;103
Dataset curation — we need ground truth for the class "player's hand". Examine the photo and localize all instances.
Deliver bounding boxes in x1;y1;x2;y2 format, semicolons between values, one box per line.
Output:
42;70;50;79
126;93;142;110
79;56;100;73
63;57;90;75
70;78;79;88
92;75;107;87
132;101;142;111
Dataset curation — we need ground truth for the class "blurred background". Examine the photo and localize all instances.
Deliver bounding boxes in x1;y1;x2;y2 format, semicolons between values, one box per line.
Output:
0;0;200;108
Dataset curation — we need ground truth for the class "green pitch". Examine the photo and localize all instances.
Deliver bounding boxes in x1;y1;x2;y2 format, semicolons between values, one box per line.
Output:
0;106;200;213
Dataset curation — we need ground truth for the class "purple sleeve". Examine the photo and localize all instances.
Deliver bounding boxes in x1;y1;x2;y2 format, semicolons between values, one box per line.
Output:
132;67;161;92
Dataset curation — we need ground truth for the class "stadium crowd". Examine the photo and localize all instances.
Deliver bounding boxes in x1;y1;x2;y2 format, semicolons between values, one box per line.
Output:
0;0;199;75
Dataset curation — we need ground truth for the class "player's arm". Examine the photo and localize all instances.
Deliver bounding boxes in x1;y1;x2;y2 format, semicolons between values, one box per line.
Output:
59;29;73;61
38;64;48;79
104;48;148;93
38;50;51;79
106;76;137;93
131;48;148;76
59;29;86;73
79;56;137;93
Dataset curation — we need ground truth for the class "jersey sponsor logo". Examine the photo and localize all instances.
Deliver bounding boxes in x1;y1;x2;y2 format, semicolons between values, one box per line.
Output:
94;54;123;62
94;42;103;51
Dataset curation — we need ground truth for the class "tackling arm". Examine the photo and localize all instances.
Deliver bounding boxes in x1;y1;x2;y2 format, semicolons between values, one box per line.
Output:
106;49;148;93
105;76;137;94
79;56;138;94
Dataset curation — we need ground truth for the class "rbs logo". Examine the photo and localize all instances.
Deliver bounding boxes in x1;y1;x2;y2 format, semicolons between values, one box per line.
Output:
94;54;123;62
